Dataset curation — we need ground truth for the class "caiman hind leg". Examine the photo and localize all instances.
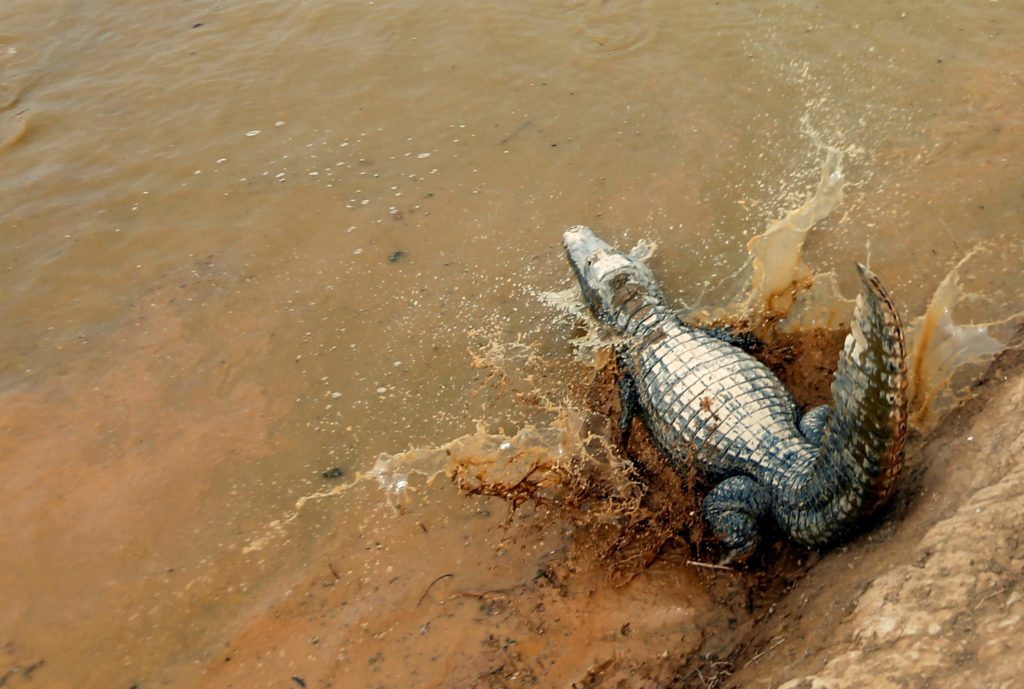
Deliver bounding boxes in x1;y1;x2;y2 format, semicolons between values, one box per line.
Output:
798;405;830;446
702;475;770;564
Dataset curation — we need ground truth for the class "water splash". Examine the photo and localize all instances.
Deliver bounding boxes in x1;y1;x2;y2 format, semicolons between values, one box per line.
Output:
737;148;1020;424
907;251;1021;428
241;407;628;555
686;121;855;329
740;135;845;319
241;442;457;554
546;125;1019;429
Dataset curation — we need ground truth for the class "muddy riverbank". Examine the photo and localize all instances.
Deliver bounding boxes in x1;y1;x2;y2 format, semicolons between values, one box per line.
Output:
143;335;1022;689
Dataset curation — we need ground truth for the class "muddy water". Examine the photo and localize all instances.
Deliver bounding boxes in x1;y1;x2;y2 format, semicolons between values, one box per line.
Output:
1;1;1022;687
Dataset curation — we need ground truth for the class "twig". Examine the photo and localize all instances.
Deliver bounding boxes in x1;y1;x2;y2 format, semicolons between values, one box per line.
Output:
499;120;533;145
686;559;735;572
445;589;512;603
511;463;544;490
743;636;786;668
416;573;455;607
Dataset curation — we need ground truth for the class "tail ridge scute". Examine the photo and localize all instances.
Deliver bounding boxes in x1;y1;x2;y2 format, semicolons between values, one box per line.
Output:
819;264;908;515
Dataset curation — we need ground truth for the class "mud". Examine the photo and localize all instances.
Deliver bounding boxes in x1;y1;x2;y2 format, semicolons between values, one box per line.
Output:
738;325;848;413
186;321;865;689
189;315;1024;689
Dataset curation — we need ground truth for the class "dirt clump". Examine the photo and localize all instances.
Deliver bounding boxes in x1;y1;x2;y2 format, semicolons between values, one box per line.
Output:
452;346;701;587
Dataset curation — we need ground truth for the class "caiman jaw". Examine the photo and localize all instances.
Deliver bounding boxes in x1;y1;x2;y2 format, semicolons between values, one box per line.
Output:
562;226;634;324
563;226;613;282
563;226;666;329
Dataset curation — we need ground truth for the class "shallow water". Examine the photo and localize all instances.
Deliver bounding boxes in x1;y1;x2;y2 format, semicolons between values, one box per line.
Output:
1;1;1022;687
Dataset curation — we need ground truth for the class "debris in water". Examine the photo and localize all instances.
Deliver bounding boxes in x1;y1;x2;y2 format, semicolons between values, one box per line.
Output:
416;573;455;607
321;467;344;480
499;120;533;145
388;250;407;263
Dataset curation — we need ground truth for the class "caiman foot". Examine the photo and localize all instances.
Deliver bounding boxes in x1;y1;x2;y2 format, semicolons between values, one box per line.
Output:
799;405;830;445
702;475;770;564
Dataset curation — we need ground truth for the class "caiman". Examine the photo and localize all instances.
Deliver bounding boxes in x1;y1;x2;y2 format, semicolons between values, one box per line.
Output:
563;226;908;562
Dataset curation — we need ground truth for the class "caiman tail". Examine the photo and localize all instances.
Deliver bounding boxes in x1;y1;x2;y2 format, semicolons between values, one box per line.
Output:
830;265;908;505
769;265;908;547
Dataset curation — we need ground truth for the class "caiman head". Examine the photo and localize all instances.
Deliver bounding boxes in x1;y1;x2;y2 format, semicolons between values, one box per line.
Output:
562;225;665;329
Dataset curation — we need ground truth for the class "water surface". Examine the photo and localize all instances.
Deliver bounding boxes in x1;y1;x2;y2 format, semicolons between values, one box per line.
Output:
1;1;1022;687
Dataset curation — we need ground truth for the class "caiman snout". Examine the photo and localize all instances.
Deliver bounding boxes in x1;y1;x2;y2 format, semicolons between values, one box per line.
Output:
562;225;612;272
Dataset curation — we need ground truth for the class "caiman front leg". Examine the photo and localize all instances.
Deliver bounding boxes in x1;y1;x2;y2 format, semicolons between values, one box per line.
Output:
702;475;770;564
615;347;640;447
614;350;652;478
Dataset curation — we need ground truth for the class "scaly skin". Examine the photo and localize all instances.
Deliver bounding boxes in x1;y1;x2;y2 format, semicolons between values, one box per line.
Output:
563;226;908;560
